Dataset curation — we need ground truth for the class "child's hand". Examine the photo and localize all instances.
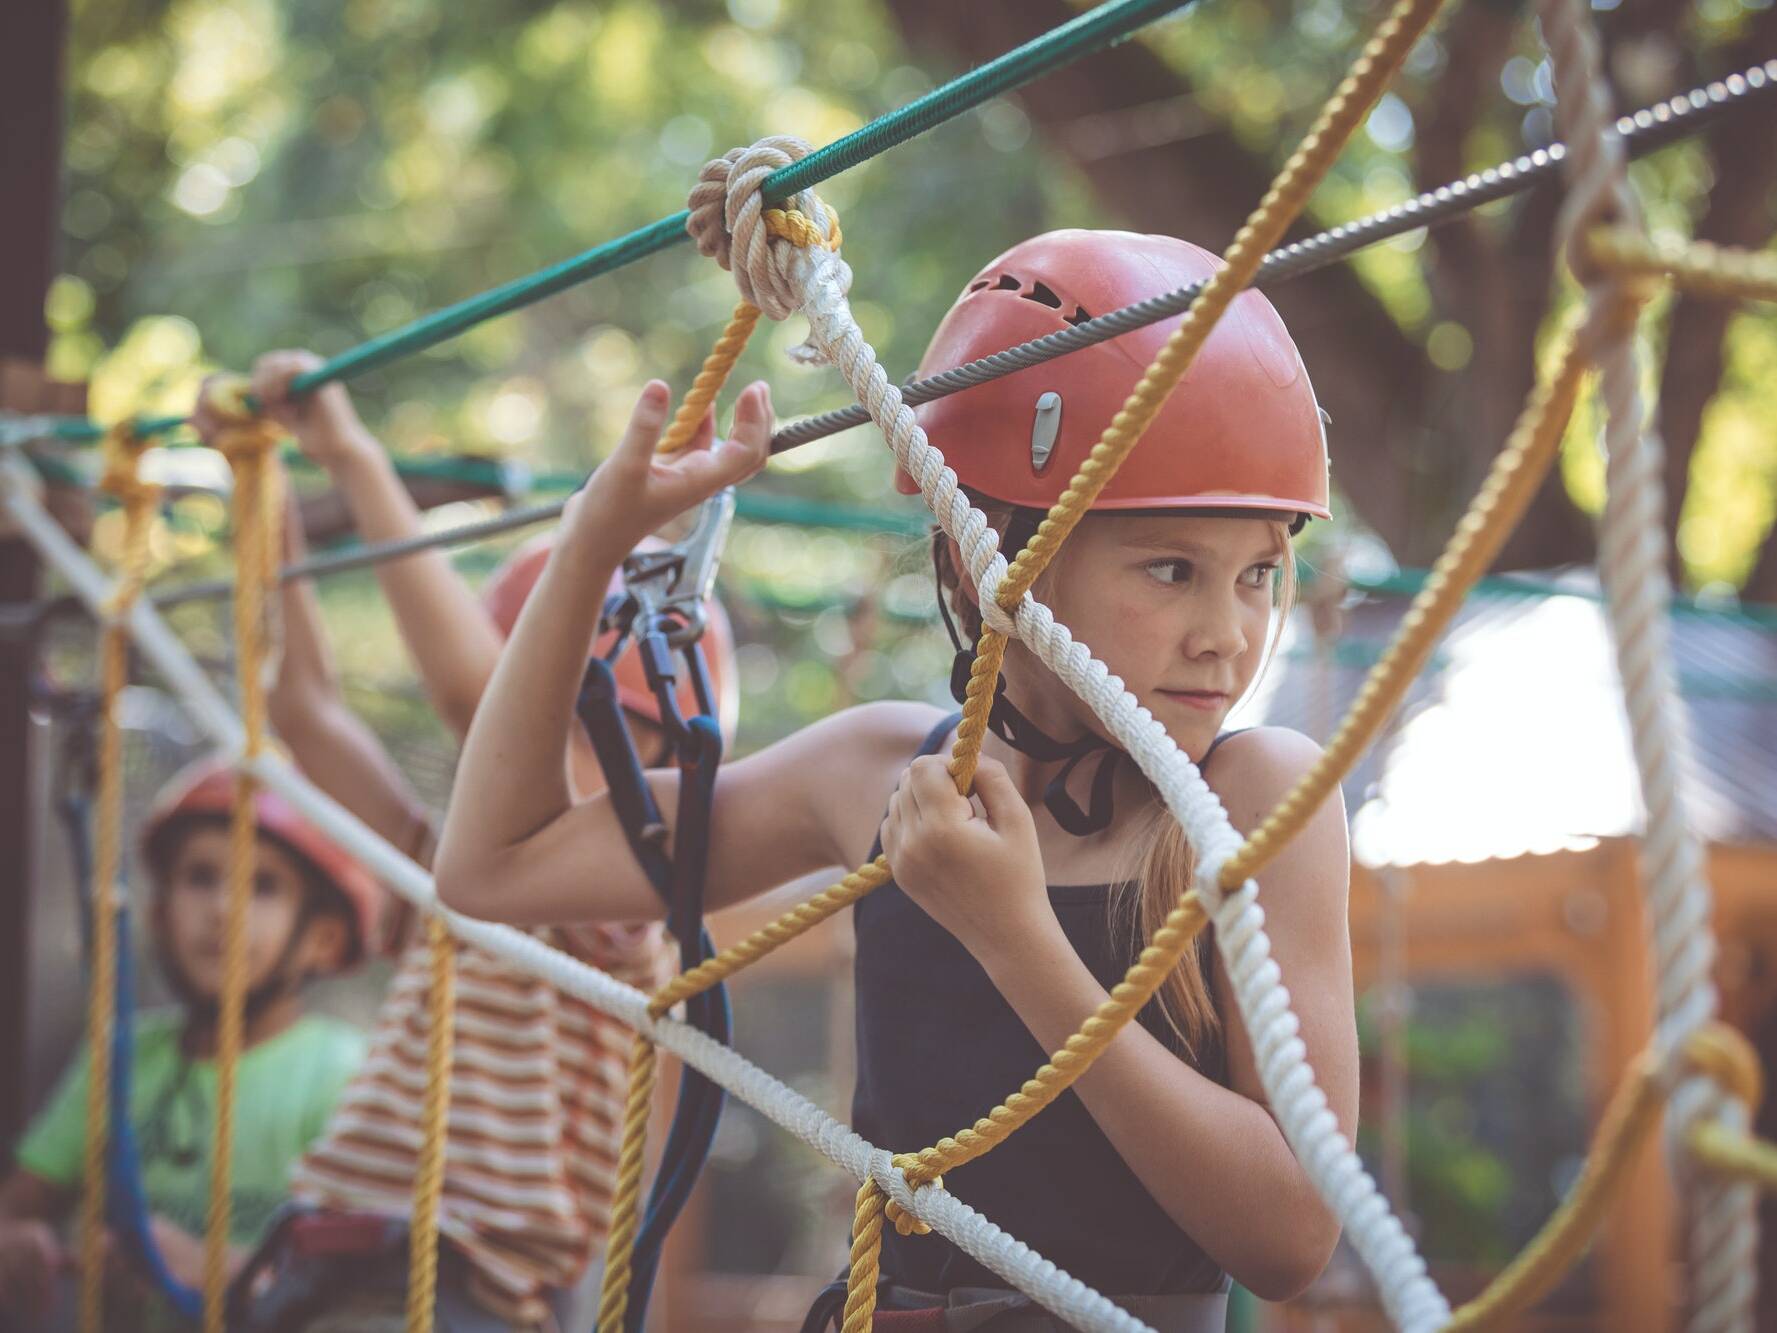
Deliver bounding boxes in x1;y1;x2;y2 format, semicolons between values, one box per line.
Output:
146;1216;208;1289
878;755;1058;966
0;1217;63;1316
190;352;371;473
568;379;771;557
250;351;374;471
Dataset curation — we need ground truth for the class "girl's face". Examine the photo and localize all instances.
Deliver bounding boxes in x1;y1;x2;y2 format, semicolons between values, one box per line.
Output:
157;827;343;996
1034;514;1285;760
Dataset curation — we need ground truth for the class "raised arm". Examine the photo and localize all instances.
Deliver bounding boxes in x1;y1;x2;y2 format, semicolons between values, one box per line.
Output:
247;351;506;743
190;382;434;864
436;380;861;925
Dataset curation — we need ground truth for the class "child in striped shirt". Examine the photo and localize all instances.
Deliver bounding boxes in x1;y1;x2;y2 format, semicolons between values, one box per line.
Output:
191;355;733;1330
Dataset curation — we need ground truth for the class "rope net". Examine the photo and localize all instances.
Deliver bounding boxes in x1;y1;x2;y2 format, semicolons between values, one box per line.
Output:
18;0;1777;1329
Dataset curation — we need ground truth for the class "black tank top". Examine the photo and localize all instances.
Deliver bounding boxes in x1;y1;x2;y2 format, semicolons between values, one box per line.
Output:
852;713;1235;1297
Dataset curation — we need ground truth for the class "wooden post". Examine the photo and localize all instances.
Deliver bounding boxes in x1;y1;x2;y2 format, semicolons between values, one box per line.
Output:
0;0;70;1152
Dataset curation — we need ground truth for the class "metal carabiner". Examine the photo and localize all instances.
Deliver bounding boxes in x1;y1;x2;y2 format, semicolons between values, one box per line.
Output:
620;486;736;648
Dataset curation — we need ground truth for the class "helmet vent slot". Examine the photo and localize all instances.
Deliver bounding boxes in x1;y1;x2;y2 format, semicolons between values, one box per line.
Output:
968;279;990;293
1063;305;1091;327
1025;281;1063;310
994;273;1022;291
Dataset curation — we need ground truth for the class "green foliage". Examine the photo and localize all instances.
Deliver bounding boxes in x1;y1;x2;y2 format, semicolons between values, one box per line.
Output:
56;0;1113;752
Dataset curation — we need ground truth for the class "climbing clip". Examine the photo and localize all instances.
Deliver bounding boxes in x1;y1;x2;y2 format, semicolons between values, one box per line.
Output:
615;487;736;648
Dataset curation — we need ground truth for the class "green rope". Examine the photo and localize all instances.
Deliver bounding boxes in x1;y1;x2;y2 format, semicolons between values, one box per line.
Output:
288;0;1189;394
30;0;1186;445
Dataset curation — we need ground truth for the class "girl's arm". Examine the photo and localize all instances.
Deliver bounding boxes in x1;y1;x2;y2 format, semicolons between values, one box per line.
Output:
244;351;508;743
881;733;1355;1301
437;381;873;924
254;472;433;861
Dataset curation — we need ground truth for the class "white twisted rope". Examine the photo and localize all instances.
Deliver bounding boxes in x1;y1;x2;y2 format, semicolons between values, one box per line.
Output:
0;457;1160;1333
1536;2;1755;1329
693;137;1452;1332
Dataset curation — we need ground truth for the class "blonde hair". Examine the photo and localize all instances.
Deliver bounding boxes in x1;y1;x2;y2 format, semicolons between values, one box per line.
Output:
933;509;1298;1059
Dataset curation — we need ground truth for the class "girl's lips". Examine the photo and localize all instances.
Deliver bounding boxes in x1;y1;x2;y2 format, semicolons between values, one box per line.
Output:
1159;689;1228;712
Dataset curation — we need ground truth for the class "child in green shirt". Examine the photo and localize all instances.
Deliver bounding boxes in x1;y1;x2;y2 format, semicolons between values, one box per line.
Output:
0;759;381;1330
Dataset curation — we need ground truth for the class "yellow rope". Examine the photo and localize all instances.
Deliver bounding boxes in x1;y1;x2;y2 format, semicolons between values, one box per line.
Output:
655;205;839;456
203;378;284;1333
1440;1051;1665;1331
596;200;850;1329
1681;1019;1775;1190
405;916;456;1333
1586;228;1777;304
658;302;764;454
78;425;160;1333
1216;311;1602;890
1689;1123;1777;1192
842;1178;888;1333
1683;1020;1763;1112
594;1032;661;1332
892;895;1208;1202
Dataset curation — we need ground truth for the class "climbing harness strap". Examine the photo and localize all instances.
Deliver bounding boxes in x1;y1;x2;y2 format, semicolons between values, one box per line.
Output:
581;490;736;1333
105;907;206;1319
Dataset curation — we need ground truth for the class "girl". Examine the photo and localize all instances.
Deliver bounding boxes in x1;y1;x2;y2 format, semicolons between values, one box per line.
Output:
435;230;1358;1328
190;355;732;1331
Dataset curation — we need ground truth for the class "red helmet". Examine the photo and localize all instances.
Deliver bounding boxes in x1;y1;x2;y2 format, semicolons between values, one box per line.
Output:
141;758;383;970
481;533;739;742
902;229;1330;521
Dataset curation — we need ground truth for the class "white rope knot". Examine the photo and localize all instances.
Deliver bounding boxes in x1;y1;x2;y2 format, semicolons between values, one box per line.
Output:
974;558;1020;637
685;135;851;335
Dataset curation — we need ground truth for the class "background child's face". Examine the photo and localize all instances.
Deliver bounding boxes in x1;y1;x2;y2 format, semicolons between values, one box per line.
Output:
156;826;322;997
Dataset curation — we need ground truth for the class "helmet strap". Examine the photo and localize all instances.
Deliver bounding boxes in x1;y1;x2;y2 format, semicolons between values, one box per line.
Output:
947;648;1119;838
936;505;1119;838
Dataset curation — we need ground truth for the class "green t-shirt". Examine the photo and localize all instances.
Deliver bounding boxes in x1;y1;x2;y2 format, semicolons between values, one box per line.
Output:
16;1010;365;1246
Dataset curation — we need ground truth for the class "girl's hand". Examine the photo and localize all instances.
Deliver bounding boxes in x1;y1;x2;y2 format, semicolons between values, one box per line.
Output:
878;755;1059;966
145;1216;207;1289
568;379;771;558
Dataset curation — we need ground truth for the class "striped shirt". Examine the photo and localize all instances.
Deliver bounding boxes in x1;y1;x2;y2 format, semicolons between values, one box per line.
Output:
291;922;669;1326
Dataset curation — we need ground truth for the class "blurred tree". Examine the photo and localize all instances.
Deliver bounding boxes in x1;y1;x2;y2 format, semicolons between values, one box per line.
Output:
884;0;1777;594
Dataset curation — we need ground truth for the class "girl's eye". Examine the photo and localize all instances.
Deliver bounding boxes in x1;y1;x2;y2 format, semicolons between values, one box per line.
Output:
1240;562;1280;590
186;865;220;891
253;873;281;899
1144;559;1193;586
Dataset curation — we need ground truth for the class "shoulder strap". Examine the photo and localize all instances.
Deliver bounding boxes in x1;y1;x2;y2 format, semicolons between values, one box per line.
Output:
1200;727;1253;769
917;710;964;759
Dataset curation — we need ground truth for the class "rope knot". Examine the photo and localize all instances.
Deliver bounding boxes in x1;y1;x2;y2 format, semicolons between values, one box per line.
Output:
97;422;160;512
884;1153;939;1236
685;136;850;347
1683;1021;1763;1114
202;375;283;463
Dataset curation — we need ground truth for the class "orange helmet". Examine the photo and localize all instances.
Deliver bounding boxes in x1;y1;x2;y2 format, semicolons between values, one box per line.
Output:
141;758;383;969
902;229;1330;521
481;533;739;741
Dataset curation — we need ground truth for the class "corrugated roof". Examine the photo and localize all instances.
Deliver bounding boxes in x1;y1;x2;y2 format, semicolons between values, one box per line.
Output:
1227;571;1777;866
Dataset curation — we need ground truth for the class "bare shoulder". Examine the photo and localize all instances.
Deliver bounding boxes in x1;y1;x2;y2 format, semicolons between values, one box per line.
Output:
824;699;953;758
761;700;949;862
1201;725;1339;832
1201;726;1349;903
